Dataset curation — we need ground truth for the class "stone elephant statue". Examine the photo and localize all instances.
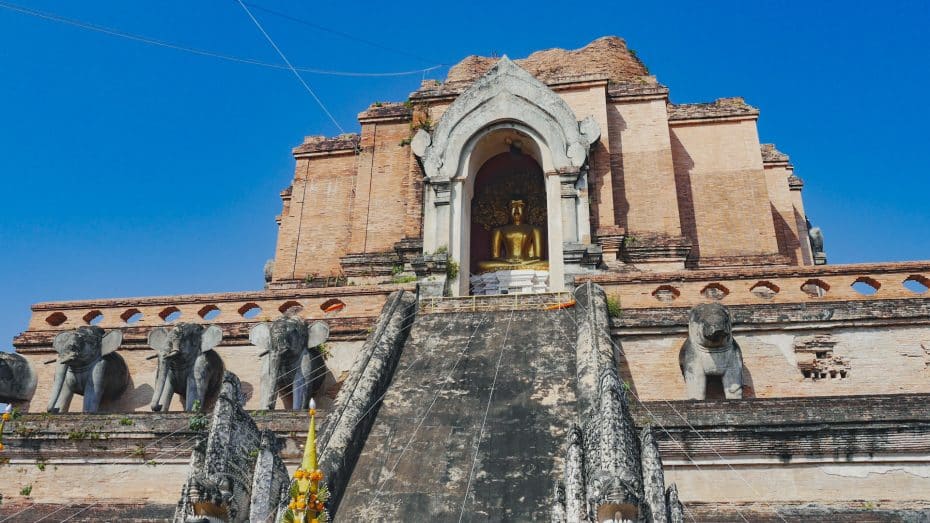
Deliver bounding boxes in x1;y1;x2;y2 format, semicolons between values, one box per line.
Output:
249;315;329;410
148;323;225;412
0;352;37;406
47;326;129;413
679;303;744;400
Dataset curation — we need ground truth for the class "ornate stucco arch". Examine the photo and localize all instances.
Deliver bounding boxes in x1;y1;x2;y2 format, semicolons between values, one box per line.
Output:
412;57;601;295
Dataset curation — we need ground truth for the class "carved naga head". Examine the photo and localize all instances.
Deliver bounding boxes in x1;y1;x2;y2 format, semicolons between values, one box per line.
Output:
689;303;733;349
184;474;236;523
148;323;223;364
52;326;122;368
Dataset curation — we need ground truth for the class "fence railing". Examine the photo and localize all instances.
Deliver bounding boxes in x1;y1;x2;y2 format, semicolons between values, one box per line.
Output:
420;291;574;314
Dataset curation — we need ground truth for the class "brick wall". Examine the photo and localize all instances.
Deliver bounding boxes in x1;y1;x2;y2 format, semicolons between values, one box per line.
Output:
274;152;359;279
670;119;781;265
608;98;682;238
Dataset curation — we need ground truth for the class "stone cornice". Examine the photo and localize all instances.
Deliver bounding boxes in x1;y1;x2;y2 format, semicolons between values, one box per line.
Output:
607;82;670;102
292;134;360;158
667;97;759;124
357;102;413;123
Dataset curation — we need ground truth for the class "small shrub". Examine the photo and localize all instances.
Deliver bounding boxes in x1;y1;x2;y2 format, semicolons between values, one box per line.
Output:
19;484;31;497
606;296;622;318
446;260;460;280
36;459;46;471
391;264;403;275
392;275;417;284
248;449;259;458
316;343;332;360
118;417;134;426
130;444;147;459
189;400;207;431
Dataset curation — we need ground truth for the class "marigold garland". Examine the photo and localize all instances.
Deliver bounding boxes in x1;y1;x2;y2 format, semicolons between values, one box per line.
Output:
0;405;11;453
283;398;329;523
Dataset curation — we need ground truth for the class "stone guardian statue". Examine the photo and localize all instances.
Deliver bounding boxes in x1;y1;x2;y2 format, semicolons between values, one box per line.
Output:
47;326;129;413
249;315;329;410
148;323;225;412
679;303;744;400
0;352;37;407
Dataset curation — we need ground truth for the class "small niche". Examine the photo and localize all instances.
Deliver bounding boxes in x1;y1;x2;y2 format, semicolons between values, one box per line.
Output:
120;308;143;325
159;306;182;323
851;277;880;296
82;310;104;325
198;305;221;321
45;312;67;327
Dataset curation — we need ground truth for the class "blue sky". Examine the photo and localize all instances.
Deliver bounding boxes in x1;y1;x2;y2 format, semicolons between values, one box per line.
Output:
1;0;928;348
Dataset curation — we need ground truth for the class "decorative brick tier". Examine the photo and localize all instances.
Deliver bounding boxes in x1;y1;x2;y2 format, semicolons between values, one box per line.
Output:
14;284;415;351
583;261;930;309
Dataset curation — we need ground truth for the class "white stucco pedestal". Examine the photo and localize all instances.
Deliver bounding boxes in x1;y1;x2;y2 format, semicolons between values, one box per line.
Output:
470;270;549;295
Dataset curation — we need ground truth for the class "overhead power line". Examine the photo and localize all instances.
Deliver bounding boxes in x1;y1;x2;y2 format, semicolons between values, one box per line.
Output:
0;1;443;77
242;2;444;66
234;0;345;134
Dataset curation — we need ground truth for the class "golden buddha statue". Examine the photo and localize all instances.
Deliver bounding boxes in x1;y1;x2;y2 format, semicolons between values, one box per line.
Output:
476;199;549;272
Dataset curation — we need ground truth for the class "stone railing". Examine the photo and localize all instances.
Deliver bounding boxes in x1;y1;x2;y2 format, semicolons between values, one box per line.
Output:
582;261;930;309
15;284;414;350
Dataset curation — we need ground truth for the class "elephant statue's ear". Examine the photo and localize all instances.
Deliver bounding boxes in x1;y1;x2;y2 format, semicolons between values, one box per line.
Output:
201;325;223;353
307;321;330;349
52;331;74;356
148;327;170;354
101;330;123;356
249;323;271;352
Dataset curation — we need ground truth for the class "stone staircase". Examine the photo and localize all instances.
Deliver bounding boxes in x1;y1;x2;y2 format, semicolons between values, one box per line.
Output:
336;300;579;521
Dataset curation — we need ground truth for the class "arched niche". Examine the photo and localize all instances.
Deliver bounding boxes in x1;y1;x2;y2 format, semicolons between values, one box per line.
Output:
413;57;600;295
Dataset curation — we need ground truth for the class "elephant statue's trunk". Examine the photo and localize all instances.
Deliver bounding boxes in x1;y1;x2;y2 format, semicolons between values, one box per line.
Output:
259;348;282;410
151;357;169;411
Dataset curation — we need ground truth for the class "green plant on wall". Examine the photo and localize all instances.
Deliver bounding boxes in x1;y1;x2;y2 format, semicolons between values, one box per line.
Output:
446;259;460;280
606;295;622;318
19;485;32;497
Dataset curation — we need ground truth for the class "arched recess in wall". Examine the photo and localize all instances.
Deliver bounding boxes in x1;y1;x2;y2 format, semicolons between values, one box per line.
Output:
411;57;600;295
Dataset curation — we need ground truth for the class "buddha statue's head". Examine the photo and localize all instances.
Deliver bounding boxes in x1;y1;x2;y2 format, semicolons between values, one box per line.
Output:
509;199;526;225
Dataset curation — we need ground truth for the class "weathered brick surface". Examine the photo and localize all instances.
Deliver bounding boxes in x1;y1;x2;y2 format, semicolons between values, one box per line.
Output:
439;36;649;89
587;261;930;308
614;298;930;401
3;394;928;516
274;152;359;278
667;97;759;121
670;118;782;265
608;98;682;240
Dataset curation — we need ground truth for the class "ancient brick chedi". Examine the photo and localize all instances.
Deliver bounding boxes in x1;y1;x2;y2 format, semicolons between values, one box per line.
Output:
2;36;930;521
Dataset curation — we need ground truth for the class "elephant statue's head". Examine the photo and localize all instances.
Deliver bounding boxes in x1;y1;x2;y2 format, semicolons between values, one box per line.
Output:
148;323;223;365
688;303;733;350
249;315;329;409
148;323;223;411
0;352;37;404
52;326;122;368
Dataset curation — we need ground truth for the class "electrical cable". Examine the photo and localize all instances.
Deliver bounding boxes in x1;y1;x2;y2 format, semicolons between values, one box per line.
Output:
0;1;443;78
